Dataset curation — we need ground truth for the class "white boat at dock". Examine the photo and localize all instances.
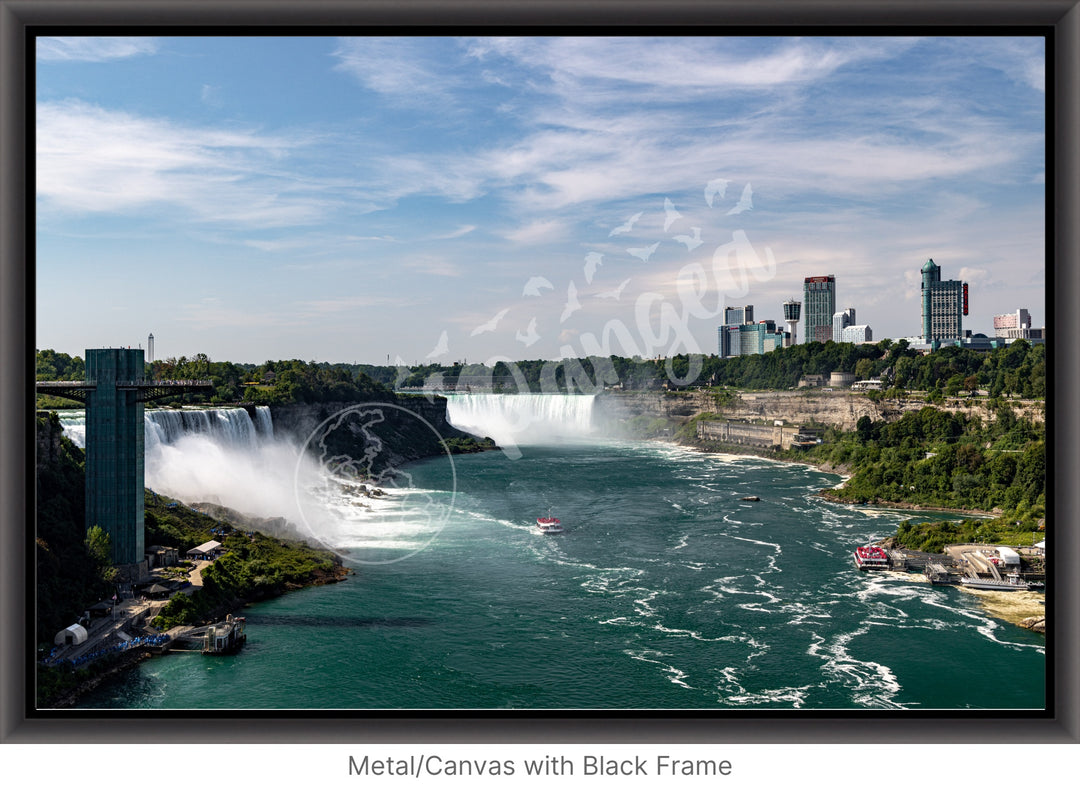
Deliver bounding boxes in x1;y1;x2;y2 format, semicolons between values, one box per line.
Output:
960;574;1033;591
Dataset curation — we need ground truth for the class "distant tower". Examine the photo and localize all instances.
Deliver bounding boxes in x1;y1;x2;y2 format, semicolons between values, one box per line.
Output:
921;258;967;346
803;275;836;343
147;333;154;363
724;305;754;325
783;299;801;347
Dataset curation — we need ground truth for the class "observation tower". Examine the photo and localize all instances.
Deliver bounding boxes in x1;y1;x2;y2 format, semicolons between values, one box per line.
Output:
37;348;212;579
782;299;801;347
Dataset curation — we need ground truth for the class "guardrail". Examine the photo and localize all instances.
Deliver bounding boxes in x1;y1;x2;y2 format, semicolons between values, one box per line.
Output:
116;380;213;387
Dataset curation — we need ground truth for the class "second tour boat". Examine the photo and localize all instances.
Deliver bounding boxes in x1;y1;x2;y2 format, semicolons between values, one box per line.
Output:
536;516;564;534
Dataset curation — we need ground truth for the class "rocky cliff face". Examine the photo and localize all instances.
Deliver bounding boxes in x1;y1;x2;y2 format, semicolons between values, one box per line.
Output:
269;395;476;476
594;390;1044;433
734;391;1043;430
36;411;75;475
593;391;725;434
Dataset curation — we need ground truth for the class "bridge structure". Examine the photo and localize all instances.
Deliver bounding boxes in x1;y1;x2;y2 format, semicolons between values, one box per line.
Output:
37;349;213;578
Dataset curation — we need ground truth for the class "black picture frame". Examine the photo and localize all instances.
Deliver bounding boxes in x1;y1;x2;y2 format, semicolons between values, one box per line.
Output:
2;0;1076;744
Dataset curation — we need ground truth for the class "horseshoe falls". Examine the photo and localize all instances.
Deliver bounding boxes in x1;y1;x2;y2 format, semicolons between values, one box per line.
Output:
63;398;1044;711
444;393;598;450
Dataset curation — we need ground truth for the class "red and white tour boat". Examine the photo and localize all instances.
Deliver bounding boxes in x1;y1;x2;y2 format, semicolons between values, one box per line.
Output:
853;545;890;571
536;516;564;534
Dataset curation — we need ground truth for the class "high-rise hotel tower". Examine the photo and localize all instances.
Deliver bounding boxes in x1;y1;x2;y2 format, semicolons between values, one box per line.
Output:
803;275;836;343
920;258;968;344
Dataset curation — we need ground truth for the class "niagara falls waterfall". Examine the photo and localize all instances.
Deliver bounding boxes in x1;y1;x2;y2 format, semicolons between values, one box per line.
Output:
444;393;597;451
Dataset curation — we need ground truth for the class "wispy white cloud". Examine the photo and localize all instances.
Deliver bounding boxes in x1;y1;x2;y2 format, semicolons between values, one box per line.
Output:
332;37;468;106
402;254;465;278
36;36;1045;362
434;225;477;240
38;37;159;62
467;37;919;102
504;219;569;245
240;233;394;253
37;100;337;227
950;37;1046;93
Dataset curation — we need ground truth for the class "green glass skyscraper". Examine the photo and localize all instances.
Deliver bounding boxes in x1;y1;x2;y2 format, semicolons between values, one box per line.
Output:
84;348;147;570
803;275;836;343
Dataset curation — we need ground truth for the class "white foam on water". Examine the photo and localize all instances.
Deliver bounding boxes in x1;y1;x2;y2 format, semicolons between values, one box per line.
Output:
807;628;910;709
721;685;815;708
624;649;694;690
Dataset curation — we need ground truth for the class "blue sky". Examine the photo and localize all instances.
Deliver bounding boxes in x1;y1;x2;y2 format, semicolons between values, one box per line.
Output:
35;35;1046;366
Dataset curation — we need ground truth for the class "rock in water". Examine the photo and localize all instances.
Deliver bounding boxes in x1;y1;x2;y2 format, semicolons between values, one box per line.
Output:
1018;616;1045;633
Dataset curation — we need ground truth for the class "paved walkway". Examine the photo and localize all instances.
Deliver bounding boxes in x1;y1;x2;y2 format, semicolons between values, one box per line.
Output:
188;560;212;587
49;562;210;664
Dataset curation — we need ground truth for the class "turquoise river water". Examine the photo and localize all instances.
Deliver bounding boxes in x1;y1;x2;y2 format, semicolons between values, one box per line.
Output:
75;423;1045;711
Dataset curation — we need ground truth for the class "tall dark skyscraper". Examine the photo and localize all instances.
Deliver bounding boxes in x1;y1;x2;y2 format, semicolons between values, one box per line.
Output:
920;258;968;344
803;275;836;343
84;348;147;569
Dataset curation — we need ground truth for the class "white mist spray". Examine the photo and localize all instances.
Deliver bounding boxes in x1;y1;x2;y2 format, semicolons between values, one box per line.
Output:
144;408;309;525
56;407;444;559
444;393;597;457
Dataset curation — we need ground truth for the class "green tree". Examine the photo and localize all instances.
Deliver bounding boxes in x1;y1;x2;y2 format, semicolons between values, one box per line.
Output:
85;525;118;583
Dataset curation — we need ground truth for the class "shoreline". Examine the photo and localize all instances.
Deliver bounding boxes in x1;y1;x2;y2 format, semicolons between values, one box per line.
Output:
817;492;1002;518
677;436;1003;518
41;561;351;709
674;435;1040;633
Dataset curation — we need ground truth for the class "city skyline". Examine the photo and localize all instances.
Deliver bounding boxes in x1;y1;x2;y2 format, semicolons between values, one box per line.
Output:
36;35;1046;366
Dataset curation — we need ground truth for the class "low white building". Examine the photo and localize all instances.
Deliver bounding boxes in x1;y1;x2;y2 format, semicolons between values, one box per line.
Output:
852;379;885;391
840;324;873;344
54;623;88;646
186;540;223;560
995;546;1021;567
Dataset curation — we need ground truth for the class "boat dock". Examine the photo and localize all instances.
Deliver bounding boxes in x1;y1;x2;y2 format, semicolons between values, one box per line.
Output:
203;615;247;655
864;542;1046;592
924;561;962;585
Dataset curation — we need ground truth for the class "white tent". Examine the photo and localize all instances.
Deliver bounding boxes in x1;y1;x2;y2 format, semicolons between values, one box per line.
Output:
995;546;1021;566
1035;540;1046;550
186;540;223;559
54;623;88;646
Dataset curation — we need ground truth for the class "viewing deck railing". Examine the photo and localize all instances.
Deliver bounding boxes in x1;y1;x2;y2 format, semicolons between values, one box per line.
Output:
35;380;97;388
116;380;213;388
